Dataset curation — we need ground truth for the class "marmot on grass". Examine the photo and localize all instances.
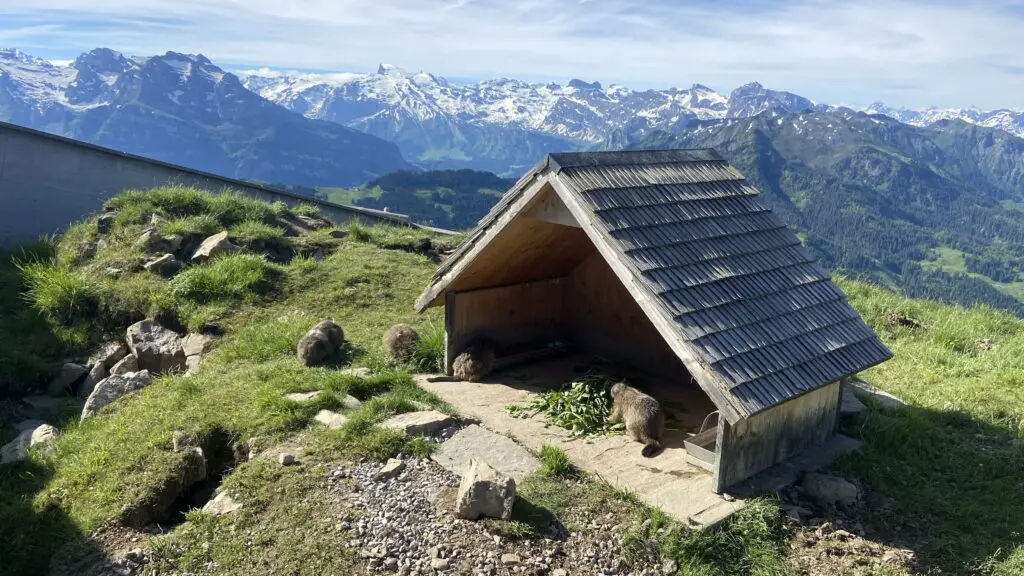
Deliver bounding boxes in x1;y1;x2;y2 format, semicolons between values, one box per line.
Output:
383;323;420;362
451;340;496;382
297;319;344;367
609;382;664;457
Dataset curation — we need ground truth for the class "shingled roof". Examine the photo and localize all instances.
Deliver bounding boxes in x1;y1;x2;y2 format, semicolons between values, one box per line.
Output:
416;149;892;422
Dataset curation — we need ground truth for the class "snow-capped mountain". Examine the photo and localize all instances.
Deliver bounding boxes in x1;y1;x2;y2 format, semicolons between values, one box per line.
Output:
863;102;1024;139
0;48;410;186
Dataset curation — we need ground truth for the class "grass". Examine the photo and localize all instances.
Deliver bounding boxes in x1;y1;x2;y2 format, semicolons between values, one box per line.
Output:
170;254;278;304
409;320;445;373
537;444;577;479
16;257;99;324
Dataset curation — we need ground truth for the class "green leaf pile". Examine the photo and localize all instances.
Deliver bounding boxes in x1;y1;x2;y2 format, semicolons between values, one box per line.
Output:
506;372;625;437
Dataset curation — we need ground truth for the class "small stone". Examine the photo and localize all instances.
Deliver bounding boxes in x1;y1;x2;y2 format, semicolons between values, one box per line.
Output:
104;267;123;277
430;558;450;570
81;370;153;419
88;341;129;370
202;492;242;516
552;570;568;576
0;424;58;464
802;473;860;508
341;367;373;379
314;409;348;430
80;361;107;398
500;554;520;566
143;253;178;275
191;231;240;263
455;458;516;520
375;458;406;481
109;354;139;377
284;390;323;403
342;394;363;409
384;557;399;570
126;320;187;374
279;452;296;466
662;558;678;574
381;410;456;437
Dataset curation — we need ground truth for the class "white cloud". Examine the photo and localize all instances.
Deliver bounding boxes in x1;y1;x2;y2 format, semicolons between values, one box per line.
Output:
2;0;1023;108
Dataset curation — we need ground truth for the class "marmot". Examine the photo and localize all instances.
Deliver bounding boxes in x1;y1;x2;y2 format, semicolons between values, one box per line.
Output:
383;323;420;362
609;382;664;457
451;340;496;382
297;319;344;366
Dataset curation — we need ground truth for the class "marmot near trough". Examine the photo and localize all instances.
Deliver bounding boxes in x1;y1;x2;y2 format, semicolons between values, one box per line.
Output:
451;340;496;382
609;382;664;457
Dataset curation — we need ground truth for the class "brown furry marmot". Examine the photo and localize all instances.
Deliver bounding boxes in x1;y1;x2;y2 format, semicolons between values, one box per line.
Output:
451;341;496;382
383;323;420;362
609;382;664;457
297;319;344;366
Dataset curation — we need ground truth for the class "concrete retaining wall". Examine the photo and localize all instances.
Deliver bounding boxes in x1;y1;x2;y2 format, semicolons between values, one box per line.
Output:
0;121;412;247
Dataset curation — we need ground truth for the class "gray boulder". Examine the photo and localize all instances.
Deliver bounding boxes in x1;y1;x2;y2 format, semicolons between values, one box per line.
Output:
81;370;153;419
126;320;187;374
454;458;516;520
80;362;108;398
88;341;129;370
0;423;58;464
191;231;239;263
143;253;179;275
801;472;860;508
109;354;139;377
47;363;87;396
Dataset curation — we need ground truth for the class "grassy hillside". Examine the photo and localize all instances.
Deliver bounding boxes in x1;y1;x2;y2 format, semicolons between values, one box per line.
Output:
0;187;1022;576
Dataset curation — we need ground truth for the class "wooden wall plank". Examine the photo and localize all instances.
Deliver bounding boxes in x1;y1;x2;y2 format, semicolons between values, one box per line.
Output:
448;278;569;357
715;381;841;489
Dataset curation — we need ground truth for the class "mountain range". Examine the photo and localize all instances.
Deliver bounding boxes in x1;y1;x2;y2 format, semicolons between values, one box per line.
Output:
0;48;410;187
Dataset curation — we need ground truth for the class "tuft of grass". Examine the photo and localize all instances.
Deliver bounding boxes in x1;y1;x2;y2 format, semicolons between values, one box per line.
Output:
230;221;286;244
104;187;279;228
170;254;277;304
159;214;221;237
409;320;445;373
537;444;577;479
16;257;98;324
293;203;321;218
346;222;372;242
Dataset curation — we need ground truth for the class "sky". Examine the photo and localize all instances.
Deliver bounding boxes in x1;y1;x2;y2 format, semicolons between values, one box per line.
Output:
1;0;1023;109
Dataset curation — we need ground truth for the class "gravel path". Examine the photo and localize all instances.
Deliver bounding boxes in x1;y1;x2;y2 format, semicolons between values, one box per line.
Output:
325;456;666;576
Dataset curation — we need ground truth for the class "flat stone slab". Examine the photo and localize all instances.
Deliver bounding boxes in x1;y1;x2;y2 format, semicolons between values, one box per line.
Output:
432;424;539;483
284;391;323;403
380;410;456;436
314;409;348;430
850;379;906;409
841;387;868;414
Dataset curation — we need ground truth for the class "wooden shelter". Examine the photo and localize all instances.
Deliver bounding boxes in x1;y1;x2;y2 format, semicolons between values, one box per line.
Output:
415;149;891;491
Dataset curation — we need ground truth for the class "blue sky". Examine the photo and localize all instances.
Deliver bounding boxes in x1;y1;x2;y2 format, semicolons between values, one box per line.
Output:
1;0;1022;109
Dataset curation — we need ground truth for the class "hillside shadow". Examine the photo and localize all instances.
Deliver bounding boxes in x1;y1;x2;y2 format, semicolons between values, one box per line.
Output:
832;400;1024;574
0;458;99;576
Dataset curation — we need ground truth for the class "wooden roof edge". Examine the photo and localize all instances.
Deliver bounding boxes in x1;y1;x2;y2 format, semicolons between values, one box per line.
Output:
413;165;555;312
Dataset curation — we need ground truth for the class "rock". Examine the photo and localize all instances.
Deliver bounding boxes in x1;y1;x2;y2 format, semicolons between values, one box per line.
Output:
279;452;296;466
202;491;242;516
802;472;860;508
80;361;108;398
162;234;184;252
430;558;450;570
185;355;201;375
182;333;214;357
383;324;420;362
297;320;344;367
375;458;407;481
661;558;678;574
81;370;153;419
172;430;198;452
126;320;187;374
341;367;373;379
381;410;456;437
97;212;116;234
328;229;347;239
77;242;97;260
500;554;520;565
88;341;129;370
432;425;540;482
454;458;516;520
284;391;323;403
341;394;362;409
104;267;123;277
0;423;58;464
191;231;240;263
552;570;567;576
143;253;179;275
297;215;332;230
48;363;87;396
109;354;139;377
314;409;348;430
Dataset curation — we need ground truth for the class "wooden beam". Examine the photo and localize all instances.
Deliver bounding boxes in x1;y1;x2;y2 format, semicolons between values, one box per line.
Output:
712;419;731;494
547;175;747;424
524;187;580;228
444;291;457;375
414;173;550;312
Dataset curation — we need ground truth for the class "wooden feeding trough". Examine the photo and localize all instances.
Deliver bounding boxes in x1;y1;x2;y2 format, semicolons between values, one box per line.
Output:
415;149;892;492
